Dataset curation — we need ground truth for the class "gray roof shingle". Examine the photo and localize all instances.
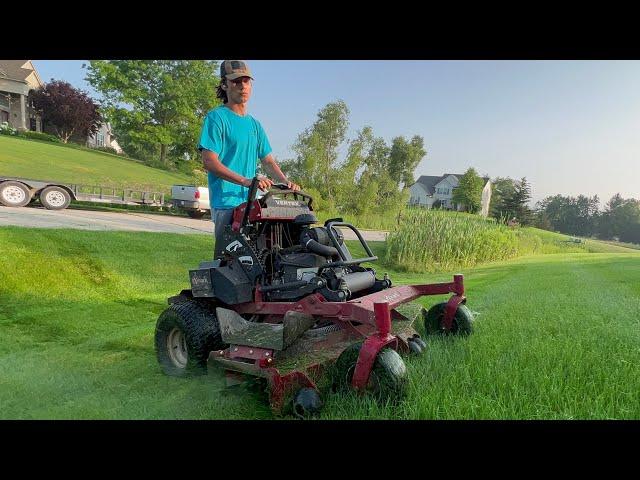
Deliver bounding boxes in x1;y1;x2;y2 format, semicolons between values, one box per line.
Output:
0;60;33;82
414;173;490;195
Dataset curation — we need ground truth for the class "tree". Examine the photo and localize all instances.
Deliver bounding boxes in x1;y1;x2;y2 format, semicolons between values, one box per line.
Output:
86;60;220;168
597;194;640;242
536;193;601;235
30;80;102;143
451;168;484;213
285;100;350;201
503;177;533;225
388;135;426;188
280;100;426;217
490;177;517;220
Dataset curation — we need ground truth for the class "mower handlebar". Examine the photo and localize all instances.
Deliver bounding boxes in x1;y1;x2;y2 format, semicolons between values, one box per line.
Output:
240;177;313;233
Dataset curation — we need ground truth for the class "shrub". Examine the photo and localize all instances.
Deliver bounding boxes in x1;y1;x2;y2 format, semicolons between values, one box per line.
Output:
0;122;17;136
90;145;121;155
20;130;61;143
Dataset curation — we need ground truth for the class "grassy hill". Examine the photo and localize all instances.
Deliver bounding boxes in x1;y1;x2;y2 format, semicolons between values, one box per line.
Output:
0;226;638;419
0;135;191;193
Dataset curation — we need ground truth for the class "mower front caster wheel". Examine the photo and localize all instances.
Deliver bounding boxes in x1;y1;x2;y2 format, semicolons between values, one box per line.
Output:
333;342;408;403
292;387;323;419
422;302;474;336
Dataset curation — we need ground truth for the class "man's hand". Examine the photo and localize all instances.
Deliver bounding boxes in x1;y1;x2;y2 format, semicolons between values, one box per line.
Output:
245;175;273;191
286;181;301;192
258;177;274;191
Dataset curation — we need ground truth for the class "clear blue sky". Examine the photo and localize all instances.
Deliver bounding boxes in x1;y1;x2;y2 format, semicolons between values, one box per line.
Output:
33;60;640;206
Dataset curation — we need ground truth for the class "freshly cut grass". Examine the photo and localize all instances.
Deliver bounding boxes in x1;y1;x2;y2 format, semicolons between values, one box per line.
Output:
0;135;190;193
1;226;639;419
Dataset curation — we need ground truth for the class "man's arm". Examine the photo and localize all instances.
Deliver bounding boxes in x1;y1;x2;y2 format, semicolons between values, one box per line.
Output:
260;154;301;191
202;150;272;190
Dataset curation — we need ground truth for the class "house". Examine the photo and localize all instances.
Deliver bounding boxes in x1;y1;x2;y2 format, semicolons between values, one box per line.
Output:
86;122;123;154
0;60;44;131
408;173;492;217
1;60;122;153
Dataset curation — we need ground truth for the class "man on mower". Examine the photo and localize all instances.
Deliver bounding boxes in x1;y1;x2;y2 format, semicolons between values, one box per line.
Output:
198;60;300;258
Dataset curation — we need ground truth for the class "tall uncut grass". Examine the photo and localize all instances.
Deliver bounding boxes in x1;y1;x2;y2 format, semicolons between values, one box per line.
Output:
385;208;590;272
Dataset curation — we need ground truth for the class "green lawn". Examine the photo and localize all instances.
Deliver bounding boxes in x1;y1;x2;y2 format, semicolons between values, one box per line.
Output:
1;226;639;419
0;135;190;193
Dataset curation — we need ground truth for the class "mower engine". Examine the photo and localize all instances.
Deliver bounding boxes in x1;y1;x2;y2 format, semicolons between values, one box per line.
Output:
188;181;391;305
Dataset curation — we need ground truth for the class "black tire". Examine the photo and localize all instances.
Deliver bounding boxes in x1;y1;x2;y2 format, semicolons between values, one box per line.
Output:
39;186;71;210
332;342;407;403
154;300;226;377
186;209;206;219
422;302;474;336
0;181;31;207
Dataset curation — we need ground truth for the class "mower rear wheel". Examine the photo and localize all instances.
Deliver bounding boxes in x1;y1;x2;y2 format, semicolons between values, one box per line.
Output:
333;342;407;403
155;300;226;377
422;302;474;336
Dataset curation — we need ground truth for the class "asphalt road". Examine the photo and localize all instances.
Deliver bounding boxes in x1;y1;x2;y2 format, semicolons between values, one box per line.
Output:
0;205;388;241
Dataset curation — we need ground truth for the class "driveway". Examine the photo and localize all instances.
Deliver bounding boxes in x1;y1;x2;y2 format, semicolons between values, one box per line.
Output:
0;205;388;240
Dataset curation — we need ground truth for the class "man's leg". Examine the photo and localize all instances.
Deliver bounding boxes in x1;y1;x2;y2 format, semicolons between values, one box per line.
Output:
212;208;235;259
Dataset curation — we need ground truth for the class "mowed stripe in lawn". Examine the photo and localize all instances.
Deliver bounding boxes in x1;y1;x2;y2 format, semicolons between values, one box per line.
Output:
361;253;640;420
1;226;639;419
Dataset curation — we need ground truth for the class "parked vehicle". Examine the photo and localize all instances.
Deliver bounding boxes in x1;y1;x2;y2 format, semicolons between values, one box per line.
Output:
170;185;211;219
0;176;165;210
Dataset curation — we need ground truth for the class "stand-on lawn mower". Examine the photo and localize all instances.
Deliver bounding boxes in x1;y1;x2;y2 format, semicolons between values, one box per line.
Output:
155;178;474;417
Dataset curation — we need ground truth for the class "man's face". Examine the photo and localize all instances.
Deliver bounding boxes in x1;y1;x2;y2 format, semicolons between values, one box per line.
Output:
226;76;253;104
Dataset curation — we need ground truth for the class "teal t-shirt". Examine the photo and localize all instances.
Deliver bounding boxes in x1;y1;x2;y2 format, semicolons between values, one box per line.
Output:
198;105;272;209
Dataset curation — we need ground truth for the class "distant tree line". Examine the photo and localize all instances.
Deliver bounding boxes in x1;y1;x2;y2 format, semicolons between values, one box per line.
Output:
534;193;640;244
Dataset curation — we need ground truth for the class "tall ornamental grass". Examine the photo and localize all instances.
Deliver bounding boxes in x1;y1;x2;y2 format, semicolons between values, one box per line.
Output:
385;208;588;272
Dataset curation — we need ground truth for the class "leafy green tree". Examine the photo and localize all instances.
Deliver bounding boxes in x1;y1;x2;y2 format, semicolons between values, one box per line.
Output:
490;177;517;220
388;135;426;188
597;194;640;242
280;101;425;218
503;177;533;225
285;100;350;199
85;60;220;168
536;193;600;235
451;168;484;213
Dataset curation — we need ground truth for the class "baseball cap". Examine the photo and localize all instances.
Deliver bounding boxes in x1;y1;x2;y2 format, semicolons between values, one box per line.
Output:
220;60;254;80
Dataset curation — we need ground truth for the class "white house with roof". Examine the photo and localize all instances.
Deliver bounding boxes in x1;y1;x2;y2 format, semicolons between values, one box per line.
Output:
0;60;44;131
0;60;122;153
409;173;492;217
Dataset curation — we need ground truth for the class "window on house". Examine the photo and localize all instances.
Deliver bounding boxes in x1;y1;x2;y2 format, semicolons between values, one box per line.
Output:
96;132;105;147
30;118;36;131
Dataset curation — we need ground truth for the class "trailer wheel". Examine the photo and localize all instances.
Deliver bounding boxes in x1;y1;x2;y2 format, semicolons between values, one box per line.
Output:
155;300;227;377
422;302;474;336
40;186;71;210
332;342;407;403
0;181;31;207
187;209;206;219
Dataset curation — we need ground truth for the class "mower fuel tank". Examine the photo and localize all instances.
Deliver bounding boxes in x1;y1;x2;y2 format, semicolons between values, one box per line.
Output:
189;264;253;304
